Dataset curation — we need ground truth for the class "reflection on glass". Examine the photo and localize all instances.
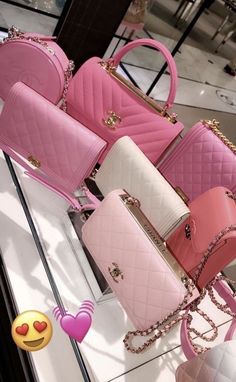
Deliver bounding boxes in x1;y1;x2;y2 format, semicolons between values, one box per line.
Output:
7;0;66;16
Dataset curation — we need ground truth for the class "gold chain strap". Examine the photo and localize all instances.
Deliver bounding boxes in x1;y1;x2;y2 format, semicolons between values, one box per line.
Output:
124;223;236;353
3;26;74;112
201;119;236;154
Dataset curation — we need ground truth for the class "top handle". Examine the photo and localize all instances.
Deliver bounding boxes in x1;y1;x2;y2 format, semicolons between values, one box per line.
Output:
109;38;178;109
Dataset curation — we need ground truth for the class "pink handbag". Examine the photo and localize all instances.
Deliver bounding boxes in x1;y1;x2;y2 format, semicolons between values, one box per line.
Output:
0;26;74;110
167;187;236;289
0;82;106;210
176;340;236;381
82;189;200;352
66;38;184;164
159;119;236;202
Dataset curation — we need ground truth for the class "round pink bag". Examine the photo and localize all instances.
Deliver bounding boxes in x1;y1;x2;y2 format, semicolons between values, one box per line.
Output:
0;26;74;110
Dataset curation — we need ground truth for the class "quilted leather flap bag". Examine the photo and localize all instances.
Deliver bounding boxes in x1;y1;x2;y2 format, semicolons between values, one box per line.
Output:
176;340;236;381
167;187;236;288
82;189;200;353
94;136;190;239
0;26;74;110
0;82;106;210
159;119;236;202
66;38;184;164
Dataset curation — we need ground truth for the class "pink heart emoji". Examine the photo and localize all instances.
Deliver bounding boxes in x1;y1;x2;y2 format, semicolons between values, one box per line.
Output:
60;312;92;343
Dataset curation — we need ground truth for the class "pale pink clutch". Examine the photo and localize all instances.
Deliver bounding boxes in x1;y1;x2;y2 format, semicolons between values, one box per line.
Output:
167;187;236;289
159;119;236;202
0;82;106;210
82;189;199;332
66;38;184;164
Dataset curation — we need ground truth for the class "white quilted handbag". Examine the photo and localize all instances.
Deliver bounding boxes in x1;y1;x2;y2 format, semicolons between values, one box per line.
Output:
95;136;190;238
176;340;236;382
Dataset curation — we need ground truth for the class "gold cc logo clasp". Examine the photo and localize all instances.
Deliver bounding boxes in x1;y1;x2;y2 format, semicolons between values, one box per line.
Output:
27;155;41;168
108;262;124;283
103;111;121;130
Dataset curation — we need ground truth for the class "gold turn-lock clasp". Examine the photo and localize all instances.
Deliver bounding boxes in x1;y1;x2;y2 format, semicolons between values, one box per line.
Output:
108;262;124;283
28;155;41;168
103;111;121;130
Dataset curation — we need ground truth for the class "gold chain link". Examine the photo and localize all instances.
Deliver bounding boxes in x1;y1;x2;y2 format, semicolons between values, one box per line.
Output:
124;224;236;353
201;119;236;154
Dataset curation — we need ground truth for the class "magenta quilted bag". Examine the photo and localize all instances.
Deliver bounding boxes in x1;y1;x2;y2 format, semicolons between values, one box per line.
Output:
159;119;236;202
0;26;74;110
0;82;106;210
66;38;184;164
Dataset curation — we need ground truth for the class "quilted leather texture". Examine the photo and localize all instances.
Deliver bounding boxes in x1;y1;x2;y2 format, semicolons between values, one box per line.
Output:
167;187;236;288
0;36;69;103
96;136;190;239
0;82;106;193
66;56;184;164
176;340;236;382
82;189;189;331
159;122;236;202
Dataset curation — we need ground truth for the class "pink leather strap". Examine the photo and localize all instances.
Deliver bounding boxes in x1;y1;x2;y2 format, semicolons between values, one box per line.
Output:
110;38;177;108
0;142;100;211
181;280;236;360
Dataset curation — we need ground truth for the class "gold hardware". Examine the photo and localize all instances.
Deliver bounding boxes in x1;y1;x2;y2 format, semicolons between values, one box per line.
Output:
103;111;121;129
108;262;124;283
201;119;236;155
120;193;191;285
175;186;189;204
99;61;178;124
27;155;41;168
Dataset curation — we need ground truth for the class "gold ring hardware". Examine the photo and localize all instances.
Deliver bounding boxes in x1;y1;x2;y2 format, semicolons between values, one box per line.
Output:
28;155;41;168
108;262;124;283
103;111;121;129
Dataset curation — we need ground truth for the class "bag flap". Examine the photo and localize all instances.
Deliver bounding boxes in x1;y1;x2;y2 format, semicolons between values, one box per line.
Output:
95;136;190;239
0;82;106;193
189;187;236;253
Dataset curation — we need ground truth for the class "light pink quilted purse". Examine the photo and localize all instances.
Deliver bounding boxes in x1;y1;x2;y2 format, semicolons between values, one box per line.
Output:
82;189;200;353
159;119;236;202
0;82;106;210
176;340;236;381
66;38;184;164
0;26;74;110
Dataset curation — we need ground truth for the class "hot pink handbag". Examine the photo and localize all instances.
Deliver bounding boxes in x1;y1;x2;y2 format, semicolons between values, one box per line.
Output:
0;82;106;210
159;119;236;202
66;38;184;164
167;187;236;289
0;26;74;110
82;189;200;352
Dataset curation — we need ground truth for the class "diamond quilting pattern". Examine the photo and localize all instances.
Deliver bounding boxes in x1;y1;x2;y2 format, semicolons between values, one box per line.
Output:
176;341;236;382
159;122;236;202
0;82;106;193
96;136;189;239
82;190;187;330
66;57;184;164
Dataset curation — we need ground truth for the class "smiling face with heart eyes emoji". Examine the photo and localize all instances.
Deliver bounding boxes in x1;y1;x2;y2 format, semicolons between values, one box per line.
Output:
11;310;53;351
